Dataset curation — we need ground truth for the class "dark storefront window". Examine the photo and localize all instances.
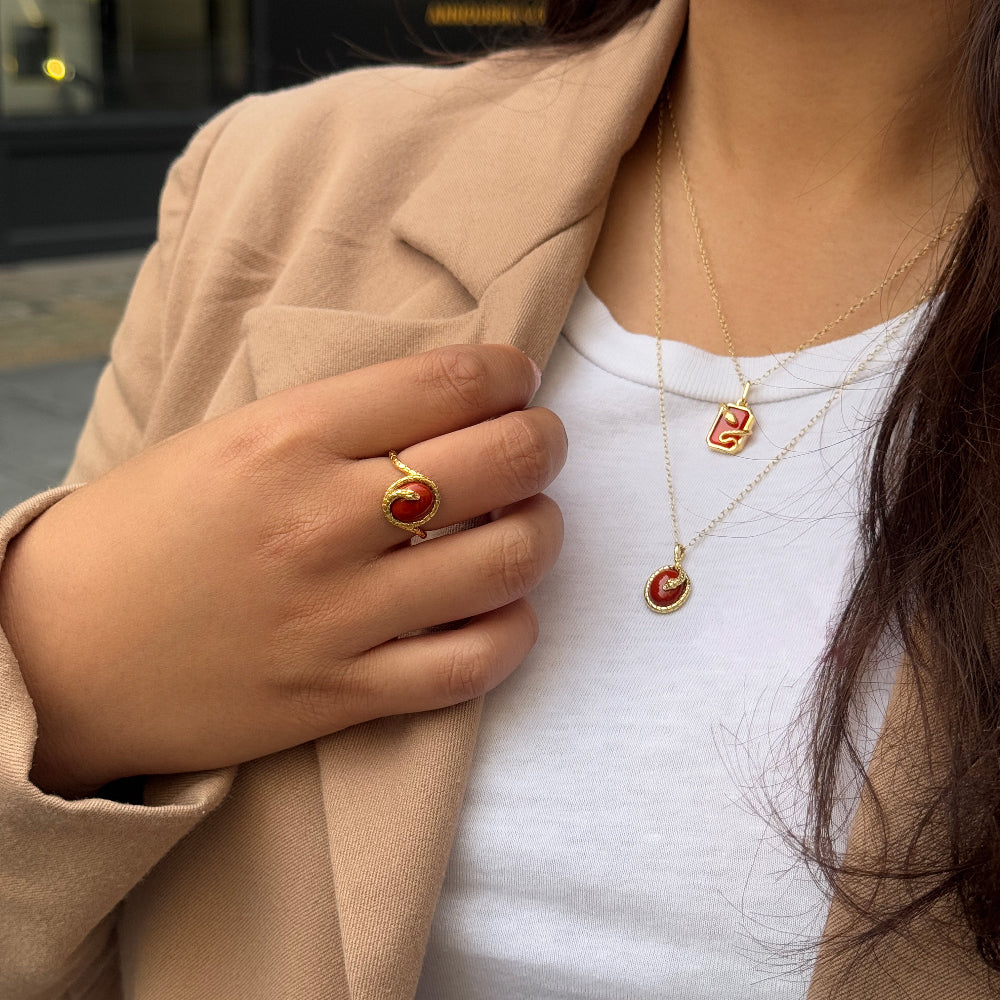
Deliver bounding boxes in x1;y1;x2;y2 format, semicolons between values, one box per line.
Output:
0;1;546;118
0;1;544;260
0;0;248;116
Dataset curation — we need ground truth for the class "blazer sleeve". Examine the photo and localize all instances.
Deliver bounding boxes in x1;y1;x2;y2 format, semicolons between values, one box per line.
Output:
0;101;253;1000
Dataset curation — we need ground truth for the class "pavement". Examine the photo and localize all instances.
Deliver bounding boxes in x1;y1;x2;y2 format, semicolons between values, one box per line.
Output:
0;251;144;512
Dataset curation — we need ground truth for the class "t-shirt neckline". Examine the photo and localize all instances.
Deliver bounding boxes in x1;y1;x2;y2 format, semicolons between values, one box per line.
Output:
563;280;929;403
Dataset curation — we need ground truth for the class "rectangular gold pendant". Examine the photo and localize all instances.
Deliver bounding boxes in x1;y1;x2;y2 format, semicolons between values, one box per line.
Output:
707;401;755;454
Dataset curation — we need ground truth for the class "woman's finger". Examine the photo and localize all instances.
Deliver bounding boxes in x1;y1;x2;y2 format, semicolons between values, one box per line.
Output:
338;598;540;725
360;406;567;551
357;494;563;647
263;342;542;460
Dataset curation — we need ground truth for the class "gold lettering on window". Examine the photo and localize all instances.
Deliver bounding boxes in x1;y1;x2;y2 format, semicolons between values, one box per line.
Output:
425;3;546;27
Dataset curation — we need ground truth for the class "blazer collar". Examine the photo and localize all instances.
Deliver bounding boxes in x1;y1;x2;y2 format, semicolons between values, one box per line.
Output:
390;0;688;300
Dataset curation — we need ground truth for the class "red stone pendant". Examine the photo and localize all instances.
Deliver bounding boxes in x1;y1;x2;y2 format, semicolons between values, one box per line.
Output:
645;546;691;613
707;382;756;454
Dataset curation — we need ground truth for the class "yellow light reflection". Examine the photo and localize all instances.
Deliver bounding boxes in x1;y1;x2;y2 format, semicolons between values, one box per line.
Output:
42;58;67;81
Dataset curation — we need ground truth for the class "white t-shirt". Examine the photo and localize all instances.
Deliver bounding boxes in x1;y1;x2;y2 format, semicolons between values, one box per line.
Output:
416;283;923;1000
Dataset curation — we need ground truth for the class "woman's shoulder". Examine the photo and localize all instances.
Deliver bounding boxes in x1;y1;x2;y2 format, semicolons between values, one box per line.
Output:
155;47;581;264
198;49;566;172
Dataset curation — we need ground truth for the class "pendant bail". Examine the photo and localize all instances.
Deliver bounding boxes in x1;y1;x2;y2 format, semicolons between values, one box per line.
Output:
737;381;751;407
674;542;685;566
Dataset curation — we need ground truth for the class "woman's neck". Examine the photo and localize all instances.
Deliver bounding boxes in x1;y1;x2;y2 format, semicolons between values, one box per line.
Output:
674;0;971;207
585;0;975;352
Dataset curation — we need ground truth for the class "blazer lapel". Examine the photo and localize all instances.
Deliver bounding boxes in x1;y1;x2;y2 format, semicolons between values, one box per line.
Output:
242;304;487;392
315;705;483;999
389;0;686;303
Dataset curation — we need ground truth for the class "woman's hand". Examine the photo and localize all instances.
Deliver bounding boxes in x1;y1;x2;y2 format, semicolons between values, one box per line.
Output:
0;344;565;799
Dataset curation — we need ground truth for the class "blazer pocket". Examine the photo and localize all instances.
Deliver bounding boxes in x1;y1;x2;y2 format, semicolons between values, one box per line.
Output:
242;304;485;398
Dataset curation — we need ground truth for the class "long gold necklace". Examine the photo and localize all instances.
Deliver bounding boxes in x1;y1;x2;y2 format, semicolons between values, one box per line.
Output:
664;92;963;456
645;102;925;614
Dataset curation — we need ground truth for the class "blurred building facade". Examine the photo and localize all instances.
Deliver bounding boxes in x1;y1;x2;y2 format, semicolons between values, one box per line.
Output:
0;0;543;261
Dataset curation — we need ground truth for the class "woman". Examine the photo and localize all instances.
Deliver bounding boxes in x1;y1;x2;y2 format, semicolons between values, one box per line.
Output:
0;0;996;997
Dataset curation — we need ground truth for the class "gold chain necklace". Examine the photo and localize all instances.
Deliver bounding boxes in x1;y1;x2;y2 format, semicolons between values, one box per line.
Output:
664;93;963;456
645;102;925;614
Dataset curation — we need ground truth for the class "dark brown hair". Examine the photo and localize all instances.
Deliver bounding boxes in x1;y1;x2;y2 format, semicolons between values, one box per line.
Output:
539;0;658;42
541;0;1000;971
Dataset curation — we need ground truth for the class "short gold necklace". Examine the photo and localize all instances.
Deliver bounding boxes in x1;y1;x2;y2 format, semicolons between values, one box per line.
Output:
665;92;964;456
646;100;924;613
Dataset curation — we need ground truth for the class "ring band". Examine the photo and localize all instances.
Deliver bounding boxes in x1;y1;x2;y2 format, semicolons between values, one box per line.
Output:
382;451;441;539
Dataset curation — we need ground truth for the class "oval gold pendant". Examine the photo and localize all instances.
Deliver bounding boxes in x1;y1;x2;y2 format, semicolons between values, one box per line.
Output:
645;563;691;613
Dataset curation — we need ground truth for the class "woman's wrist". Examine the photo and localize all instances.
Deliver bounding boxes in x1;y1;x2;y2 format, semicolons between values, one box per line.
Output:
0;516;117;799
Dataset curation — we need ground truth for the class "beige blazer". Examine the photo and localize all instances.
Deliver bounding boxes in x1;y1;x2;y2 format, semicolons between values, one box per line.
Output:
1;1;997;997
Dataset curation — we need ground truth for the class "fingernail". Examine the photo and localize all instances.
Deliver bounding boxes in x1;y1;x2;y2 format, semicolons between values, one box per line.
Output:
528;357;542;394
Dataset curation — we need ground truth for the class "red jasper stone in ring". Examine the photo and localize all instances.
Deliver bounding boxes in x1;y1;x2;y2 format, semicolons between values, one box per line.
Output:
648;567;688;610
390;482;435;524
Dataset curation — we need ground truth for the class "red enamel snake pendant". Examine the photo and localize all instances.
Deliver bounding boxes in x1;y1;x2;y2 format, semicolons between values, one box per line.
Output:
645;544;691;613
706;382;756;454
